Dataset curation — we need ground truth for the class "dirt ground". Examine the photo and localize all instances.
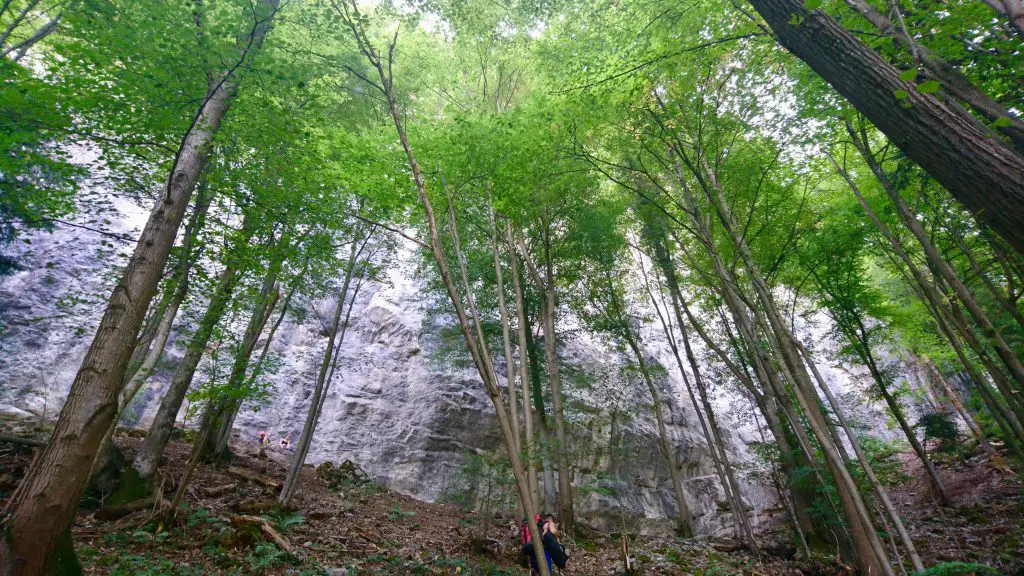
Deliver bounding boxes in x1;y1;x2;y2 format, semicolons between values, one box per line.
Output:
0;430;1020;575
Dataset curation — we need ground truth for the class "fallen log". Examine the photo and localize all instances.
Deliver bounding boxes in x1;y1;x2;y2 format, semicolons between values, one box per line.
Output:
204;483;238;498
352;527;382;551
710;539;746;553
94;498;155;521
232;498;278;514
227;466;281;489
0;432;47;447
232;514;304;560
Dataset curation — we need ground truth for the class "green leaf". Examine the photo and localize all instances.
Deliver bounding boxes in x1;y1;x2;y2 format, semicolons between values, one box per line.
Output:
898;69;917;82
804;0;822;10
916;80;941;94
893;89;909;100
992;116;1011;128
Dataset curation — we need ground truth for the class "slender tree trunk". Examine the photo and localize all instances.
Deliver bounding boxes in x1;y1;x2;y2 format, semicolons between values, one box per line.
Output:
488;197;521;455
834;153;1024;435
626;333;695;537
279;227;367;505
665;174;828;549
754;310;857;560
133;255;243;482
799;343;925;571
699;161;893;575
948;226;1024;334
0;3;278;567
166;411;215;520
924;358;1007;467
852;318;950;504
905;262;1024;456
509;224;541;511
515;227;575;529
334;9;550;570
527;306;558;514
637;232;753;544
202;241;285;461
940;285;1024;421
745;0;1024;253
599;276;695;537
848;125;1024;392
91;185;213;480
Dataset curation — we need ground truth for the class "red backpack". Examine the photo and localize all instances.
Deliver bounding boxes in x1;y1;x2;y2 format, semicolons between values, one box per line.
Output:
521;515;541;546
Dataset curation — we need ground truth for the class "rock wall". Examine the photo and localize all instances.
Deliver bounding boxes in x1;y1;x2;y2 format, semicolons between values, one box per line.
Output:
0;181;936;539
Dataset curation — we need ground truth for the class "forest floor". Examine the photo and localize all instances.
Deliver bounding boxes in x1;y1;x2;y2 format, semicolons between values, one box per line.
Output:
0;429;1021;576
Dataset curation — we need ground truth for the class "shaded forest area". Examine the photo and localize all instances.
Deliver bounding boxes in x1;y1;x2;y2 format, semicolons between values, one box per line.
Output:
1;0;1023;574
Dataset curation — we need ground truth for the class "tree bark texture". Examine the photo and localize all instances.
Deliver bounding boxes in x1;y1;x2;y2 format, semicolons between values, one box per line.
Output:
745;0;1024;253
0;2;279;567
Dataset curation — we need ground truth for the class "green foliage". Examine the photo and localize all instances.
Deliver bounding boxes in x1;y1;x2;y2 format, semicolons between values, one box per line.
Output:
439;450;517;516
243;543;292;572
856;436;910;487
916;412;960;453
265;509;305;532
387;503;416;522
0;58;79;274
911;562;999;576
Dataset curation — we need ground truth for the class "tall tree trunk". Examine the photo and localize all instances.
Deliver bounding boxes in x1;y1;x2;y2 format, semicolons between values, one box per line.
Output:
637;231;753;544
900;256;1024;456
90;184;213;481
526;304;558;514
923;358;1008;468
664;181;827;549
698;161;893;575
833;154;1024;439
488;197;521;455
939;282;1024;421
509;224;541;511
333;6;550;570
0;3;278;568
848;124;1024;393
279;227;368;505
119;183;213;419
516;227;576;529
133;252;244;482
948;225;1024;334
851;316;950;504
599;276;695;537
839;0;1024;153
202;237;287;461
744;0;1024;253
624;333;695;537
799;343;925;571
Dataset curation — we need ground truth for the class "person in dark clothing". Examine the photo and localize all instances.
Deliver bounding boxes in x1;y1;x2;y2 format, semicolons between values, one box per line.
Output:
526;516;569;574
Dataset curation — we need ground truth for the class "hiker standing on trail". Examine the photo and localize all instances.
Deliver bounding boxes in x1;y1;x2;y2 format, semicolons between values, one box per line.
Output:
522;515;569;574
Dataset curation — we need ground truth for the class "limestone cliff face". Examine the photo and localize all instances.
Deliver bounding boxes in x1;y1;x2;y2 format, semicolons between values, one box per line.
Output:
0;187;928;538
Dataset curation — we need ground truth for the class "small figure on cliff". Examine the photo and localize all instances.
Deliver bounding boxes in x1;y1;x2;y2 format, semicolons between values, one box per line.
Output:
280;434;292;450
